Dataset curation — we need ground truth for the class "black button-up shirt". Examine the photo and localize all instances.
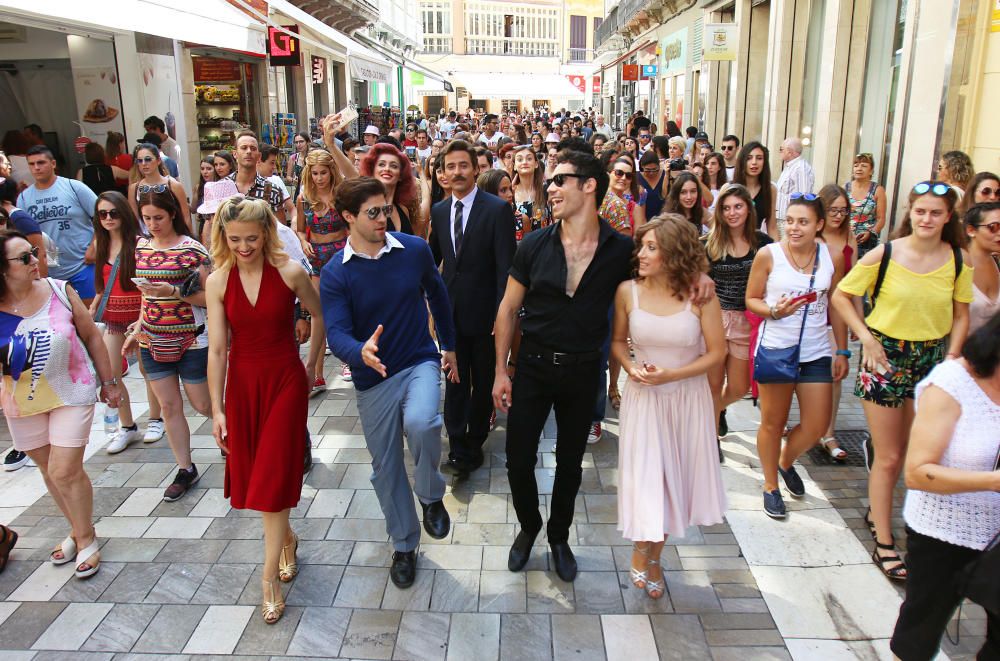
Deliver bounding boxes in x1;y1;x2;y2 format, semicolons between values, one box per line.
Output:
510;219;633;353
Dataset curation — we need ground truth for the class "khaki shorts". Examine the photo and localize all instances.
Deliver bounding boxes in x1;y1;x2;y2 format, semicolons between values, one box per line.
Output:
721;309;751;360
6;405;95;451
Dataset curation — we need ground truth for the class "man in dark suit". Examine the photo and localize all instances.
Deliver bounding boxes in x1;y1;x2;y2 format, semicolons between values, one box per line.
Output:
431;140;517;475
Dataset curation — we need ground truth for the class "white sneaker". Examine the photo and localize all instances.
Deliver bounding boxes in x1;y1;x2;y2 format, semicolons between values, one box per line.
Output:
107;427;143;454
144;419;165;443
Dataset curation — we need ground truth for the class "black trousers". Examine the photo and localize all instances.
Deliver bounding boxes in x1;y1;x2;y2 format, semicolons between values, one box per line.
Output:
444;332;496;466
891;527;1000;661
505;350;600;544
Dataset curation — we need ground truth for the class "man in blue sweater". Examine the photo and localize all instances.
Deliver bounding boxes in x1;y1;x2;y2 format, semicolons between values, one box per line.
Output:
320;177;459;589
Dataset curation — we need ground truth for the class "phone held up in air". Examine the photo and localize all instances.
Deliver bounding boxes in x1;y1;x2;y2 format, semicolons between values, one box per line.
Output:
335;104;358;127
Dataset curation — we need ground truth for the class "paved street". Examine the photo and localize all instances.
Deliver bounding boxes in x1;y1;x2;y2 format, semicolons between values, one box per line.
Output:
0;350;986;660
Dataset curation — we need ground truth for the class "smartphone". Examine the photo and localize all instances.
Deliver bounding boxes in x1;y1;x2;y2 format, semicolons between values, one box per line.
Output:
405;146;417;161
788;291;818;306
878;361;896;380
335;104;358;126
130;277;152;287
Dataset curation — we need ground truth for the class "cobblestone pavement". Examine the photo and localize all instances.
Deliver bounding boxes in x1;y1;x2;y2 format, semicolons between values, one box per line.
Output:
0;348;983;660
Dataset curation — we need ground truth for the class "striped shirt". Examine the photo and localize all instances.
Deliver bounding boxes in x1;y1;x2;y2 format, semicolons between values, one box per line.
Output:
775;156;815;221
135;236;211;348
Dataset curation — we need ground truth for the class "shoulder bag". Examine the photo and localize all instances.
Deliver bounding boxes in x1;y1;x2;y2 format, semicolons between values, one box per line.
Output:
753;244;819;383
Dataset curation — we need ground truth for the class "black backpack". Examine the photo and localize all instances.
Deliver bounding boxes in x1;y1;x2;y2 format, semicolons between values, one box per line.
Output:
81;163;117;196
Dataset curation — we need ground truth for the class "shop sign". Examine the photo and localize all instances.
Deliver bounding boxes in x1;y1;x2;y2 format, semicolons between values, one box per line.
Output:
268;25;301;67
622;64;639;81
592;76;601;94
410;71;425;85
659;28;687;74
194;57;242;82
350;57;392;84
74;136;91;154
703;23;738;60
993;0;1000;32
566;75;587;93
312;56;325;85
641;65;657;79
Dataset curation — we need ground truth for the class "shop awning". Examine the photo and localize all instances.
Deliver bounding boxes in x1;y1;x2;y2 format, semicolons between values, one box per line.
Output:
0;0;266;53
453;73;584;100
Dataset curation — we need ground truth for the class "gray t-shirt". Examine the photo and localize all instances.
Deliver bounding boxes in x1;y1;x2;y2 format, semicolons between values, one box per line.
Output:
17;177;97;279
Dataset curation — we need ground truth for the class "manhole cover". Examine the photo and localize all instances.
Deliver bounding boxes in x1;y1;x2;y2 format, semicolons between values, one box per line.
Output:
805;429;870;468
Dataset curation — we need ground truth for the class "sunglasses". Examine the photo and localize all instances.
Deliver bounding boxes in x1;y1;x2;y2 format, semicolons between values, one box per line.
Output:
138;183;169;194
977;186;999;197
545;173;588;187
638;134;651;140
135;156;157;164
912;181;951;197
789;192;818;201
7;246;39;265
97;209;121;220
612;169;633;179
720;145;735;151
364;204;395;220
973;221;1000;234
640;168;660;175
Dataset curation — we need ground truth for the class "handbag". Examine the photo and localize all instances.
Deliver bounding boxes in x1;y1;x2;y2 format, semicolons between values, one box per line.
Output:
753;245;819;384
94;255;119;324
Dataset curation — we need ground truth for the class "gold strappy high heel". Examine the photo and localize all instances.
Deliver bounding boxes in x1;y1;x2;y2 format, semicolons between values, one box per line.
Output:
261;578;285;624
278;534;299;583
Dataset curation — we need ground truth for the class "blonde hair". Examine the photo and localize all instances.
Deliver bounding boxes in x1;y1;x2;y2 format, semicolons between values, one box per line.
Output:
633;214;708;300
211;196;288;271
301;149;343;215
668;136;687;152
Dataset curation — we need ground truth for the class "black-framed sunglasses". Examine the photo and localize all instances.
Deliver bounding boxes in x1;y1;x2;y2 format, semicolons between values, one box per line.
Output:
611;169;633;179
364;204;395;220
789;192;818;201
97;209;121;220
912;181;951;197
720;145;735;151
545;173;588;188
8;247;39;265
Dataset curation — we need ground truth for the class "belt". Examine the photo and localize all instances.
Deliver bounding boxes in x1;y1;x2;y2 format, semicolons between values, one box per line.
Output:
519;340;601;366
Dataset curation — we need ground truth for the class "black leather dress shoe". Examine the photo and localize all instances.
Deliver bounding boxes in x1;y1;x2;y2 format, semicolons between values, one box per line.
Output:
420;500;451;539
550;542;578;582
390;550;416;588
508;528;539;572
441;457;480;475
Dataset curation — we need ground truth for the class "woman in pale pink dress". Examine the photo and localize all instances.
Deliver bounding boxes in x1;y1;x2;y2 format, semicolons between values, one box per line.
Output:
612;214;727;599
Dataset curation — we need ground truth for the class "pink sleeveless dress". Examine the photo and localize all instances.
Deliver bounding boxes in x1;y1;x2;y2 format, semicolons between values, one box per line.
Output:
617;280;727;541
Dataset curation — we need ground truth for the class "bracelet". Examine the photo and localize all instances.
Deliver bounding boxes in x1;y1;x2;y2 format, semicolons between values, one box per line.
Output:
769;305;779;321
100;378;117;387
835;349;852;358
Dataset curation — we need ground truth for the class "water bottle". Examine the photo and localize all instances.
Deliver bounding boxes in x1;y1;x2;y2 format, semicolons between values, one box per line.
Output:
103;404;119;434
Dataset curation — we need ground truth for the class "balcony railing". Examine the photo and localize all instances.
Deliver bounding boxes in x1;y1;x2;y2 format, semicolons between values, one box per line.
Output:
595;6;619;49
568;47;593;63
290;0;379;35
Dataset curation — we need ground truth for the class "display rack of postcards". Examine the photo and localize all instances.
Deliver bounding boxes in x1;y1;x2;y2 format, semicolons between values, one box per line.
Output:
356;106;402;137
262;112;298;179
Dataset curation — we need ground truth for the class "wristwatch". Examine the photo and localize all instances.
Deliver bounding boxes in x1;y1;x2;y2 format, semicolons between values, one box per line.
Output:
101;378;118;387
835;349;852;358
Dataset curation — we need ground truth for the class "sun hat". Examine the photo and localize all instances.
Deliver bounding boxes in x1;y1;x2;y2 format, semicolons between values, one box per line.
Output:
363;125;380;136
197;178;240;215
544;132;561;144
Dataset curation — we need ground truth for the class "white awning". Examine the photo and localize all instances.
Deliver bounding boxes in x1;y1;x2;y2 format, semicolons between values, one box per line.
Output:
455;73;584;99
350;56;393;84
0;0;266;52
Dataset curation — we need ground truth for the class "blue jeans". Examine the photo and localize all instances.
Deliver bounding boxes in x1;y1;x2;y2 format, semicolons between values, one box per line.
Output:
355;360;446;552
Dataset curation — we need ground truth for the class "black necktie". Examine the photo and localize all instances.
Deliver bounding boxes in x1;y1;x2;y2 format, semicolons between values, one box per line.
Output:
453;200;464;255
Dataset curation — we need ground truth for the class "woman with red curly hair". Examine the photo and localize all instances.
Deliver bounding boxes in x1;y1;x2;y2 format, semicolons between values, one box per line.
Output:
359;143;424;238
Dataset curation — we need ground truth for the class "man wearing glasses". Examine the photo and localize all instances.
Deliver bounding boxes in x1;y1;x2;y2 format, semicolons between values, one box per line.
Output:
637;129;653;155
721;134;740;181
477;114;502;150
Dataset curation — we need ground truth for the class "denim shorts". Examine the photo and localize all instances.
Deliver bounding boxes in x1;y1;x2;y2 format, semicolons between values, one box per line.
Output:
140;347;208;384
757;356;833;385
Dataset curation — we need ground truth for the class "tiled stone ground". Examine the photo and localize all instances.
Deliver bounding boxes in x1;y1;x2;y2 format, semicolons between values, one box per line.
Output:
0;348;984;660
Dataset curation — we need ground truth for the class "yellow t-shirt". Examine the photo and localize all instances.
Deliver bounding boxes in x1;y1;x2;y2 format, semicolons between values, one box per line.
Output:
837;252;973;341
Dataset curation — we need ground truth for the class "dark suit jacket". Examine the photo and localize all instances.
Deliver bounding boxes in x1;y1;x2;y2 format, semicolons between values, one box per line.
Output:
431;188;516;336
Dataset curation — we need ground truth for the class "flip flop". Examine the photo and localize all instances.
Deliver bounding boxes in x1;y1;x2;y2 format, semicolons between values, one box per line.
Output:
50;536;76;566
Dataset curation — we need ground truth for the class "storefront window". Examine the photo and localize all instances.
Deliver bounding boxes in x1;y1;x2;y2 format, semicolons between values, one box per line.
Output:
799;0;826;160
674;73;685;128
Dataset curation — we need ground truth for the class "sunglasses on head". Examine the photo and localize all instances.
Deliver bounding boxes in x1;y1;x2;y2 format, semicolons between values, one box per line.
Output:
612;169;633;179
545;173;587;187
364;204;394;220
789;192;818;201
97;209;121;220
912;181;951;197
7;246;39;265
138;183;169;194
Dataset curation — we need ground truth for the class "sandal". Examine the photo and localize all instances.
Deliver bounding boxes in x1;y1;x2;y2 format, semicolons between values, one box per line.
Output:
820;437;847;461
644;557;665;599
608;384;621;411
74;536;101;579
863;508;877;539
872;537;907;582
261;578;285;624
629;543;649;588
278;533;299;583
50;536;76;566
0;525;18;573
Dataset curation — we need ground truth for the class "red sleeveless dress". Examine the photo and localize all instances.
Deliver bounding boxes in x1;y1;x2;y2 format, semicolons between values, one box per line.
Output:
223;262;307;511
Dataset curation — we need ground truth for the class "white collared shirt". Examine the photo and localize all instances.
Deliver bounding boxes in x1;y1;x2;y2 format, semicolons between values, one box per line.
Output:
776;155;815;220
343;232;405;262
450;186;478;253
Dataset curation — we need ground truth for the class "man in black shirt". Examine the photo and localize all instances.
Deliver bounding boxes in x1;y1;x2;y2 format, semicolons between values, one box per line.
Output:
492;150;631;582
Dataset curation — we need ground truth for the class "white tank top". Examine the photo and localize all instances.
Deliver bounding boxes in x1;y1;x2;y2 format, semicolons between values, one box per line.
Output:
759;242;834;363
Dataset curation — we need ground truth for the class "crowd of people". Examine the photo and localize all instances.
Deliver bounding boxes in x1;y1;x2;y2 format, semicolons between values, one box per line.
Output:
0;105;996;660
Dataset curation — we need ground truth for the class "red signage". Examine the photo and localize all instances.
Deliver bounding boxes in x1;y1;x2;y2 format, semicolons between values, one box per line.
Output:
226;0;268;19
74;136;91;154
592;76;600;94
566;75;586;93
194;57;242;82
268;25;301;67
622;64;639;81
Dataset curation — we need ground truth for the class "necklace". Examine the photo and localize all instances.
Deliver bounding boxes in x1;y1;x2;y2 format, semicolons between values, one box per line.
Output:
8;287;33;314
786;246;815;273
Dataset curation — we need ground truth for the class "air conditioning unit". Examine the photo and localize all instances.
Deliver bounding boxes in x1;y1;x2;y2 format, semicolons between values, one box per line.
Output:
0;23;27;43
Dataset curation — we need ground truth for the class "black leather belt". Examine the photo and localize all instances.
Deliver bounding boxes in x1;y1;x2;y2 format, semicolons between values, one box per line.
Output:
520;340;601;366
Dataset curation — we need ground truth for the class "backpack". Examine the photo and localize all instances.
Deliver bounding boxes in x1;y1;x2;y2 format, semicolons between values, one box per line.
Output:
82;164;117;196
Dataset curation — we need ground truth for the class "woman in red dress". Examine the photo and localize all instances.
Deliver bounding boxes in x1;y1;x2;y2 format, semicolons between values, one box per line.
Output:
205;196;324;624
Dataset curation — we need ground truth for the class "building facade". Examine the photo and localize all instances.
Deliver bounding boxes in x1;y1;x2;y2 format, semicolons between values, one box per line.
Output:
595;0;999;234
415;0;606;115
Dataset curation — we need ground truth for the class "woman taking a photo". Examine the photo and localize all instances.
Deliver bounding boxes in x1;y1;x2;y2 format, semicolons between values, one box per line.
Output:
665;172;708;235
0;230;122;579
845;153;887;259
359;143;419;236
726;142;777;239
704;185;772;453
206;197;324;624
123;191;212;502
128;143;192;233
90;192;146;453
511;146;548;242
746;194;848;519
964;202;1000;334
832;181;971;581
889;313;1000;661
